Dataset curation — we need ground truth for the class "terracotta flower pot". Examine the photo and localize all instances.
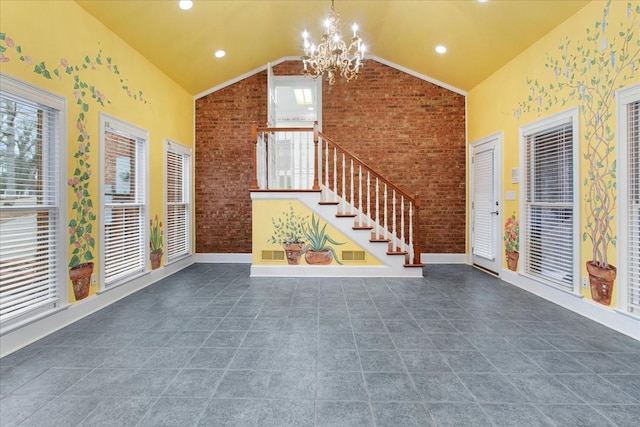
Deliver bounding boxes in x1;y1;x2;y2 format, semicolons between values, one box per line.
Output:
305;249;333;265
506;250;519;271
150;250;162;270
283;242;304;265
586;261;617;306
69;262;94;301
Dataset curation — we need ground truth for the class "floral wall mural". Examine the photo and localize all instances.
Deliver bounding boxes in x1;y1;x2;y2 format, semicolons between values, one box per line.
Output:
1;32;149;301
269;203;345;265
150;214;163;270
514;1;640;305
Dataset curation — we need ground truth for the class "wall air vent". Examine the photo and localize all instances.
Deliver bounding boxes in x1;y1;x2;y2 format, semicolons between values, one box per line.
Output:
262;250;285;261
342;251;366;261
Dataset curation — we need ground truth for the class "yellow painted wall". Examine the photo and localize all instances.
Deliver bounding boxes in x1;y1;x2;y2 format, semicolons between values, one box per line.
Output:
468;1;640;307
0;1;193;302
253;199;382;266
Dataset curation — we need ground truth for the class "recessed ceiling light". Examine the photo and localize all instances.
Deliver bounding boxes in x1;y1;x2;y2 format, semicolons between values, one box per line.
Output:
435;45;447;54
478;0;489;3
178;1;193;11
214;50;226;58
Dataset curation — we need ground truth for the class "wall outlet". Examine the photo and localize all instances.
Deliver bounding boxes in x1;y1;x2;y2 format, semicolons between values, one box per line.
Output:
582;277;588;289
91;274;97;286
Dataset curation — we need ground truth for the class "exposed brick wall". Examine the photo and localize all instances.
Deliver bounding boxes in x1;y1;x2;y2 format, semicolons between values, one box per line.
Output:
195;73;266;254
195;60;466;254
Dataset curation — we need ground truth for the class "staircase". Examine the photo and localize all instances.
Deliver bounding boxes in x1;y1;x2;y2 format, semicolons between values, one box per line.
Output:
250;123;424;278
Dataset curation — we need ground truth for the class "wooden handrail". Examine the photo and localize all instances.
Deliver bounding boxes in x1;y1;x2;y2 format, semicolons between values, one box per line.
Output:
251;124;422;265
318;131;417;204
318;130;421;265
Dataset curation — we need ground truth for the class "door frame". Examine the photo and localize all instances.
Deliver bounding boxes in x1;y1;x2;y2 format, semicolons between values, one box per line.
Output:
469;132;503;275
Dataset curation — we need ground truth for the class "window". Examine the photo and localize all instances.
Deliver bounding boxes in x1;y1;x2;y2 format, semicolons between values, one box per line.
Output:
520;109;578;290
101;115;147;286
166;140;191;262
0;74;65;326
618;85;640;316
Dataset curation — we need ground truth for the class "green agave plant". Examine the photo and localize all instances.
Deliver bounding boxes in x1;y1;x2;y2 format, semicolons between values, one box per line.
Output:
302;214;345;264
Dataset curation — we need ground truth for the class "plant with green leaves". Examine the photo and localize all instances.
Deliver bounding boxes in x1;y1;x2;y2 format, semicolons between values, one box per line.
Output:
514;1;640;270
150;215;163;254
302;213;345;264
269;203;307;245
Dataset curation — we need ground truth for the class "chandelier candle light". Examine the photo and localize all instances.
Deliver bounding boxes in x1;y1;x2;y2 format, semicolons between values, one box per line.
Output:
302;0;366;85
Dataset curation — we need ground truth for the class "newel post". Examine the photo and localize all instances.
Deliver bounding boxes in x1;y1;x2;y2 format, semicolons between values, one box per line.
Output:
250;124;259;190
413;195;421;265
312;121;320;190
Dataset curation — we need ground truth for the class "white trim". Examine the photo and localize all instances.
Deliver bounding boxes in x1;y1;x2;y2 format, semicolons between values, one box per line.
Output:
616;83;640;316
165;139;192;263
250;264;422;278
196;253;253;263
0;73;69;327
469;132;503;274
98;113;150;288
194;56;467;100
0;255;195;357
368;55;466;96
421;253;468;264
519;107;580;294
196;253;466;266
502;270;640;340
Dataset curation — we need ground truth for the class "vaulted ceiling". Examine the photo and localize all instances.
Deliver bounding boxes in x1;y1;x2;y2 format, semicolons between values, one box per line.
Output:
75;0;591;95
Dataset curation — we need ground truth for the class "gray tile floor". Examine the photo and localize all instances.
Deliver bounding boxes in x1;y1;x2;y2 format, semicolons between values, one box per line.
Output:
1;264;639;426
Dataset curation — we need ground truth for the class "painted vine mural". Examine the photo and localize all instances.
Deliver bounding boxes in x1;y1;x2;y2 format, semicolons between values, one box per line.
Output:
514;1;640;305
0;33;149;301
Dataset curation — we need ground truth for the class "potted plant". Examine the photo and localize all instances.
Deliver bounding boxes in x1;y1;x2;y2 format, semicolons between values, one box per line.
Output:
504;212;519;272
302;213;345;265
67;139;96;301
269;204;307;265
150;215;163;270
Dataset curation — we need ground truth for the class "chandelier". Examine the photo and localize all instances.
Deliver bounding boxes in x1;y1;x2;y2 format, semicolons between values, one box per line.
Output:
301;0;366;85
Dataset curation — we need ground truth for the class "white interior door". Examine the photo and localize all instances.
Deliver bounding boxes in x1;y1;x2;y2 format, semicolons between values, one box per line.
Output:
471;135;501;274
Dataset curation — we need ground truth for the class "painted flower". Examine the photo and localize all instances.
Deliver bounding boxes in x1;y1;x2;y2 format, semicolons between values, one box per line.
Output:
504;213;519;253
5;37;14;48
60;58;68;68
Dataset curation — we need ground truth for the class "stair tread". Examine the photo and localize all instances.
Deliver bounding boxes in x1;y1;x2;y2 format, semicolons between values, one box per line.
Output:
387;251;409;255
370;238;391;243
353;225;374;230
319;201;339;205
336;213;357;217
404;263;425;268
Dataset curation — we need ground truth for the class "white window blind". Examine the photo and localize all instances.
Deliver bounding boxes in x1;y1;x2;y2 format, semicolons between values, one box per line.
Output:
524;119;574;289
103;121;146;285
166;141;190;261
0;85;61;324
473;148;495;259
626;99;640;313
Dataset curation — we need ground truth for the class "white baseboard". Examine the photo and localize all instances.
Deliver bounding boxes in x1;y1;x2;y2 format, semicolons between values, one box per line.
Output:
197;253;467;265
501;269;640;341
195;253;252;263
421;253;468;264
0;256;195;358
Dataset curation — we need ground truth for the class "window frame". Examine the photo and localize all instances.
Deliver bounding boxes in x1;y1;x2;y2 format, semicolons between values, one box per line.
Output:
519;107;579;293
99;113;148;289
0;73;67;330
617;84;640;317
165;139;192;263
